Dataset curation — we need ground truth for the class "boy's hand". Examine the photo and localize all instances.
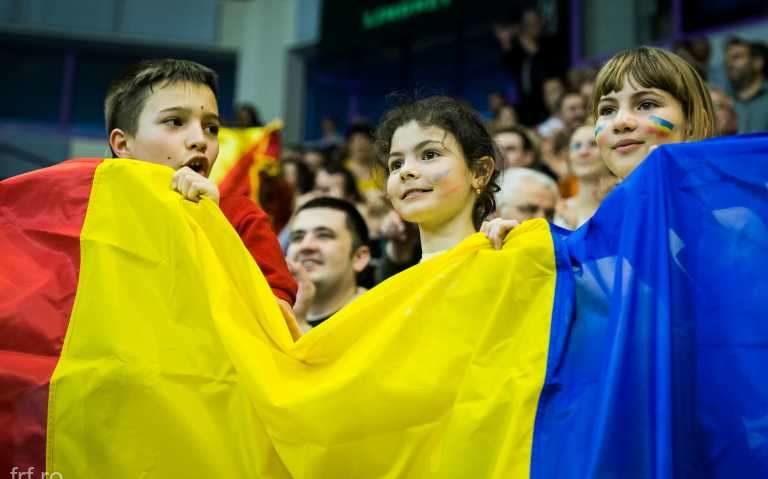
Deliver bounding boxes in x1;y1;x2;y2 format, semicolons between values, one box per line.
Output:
480;218;520;250
171;167;220;204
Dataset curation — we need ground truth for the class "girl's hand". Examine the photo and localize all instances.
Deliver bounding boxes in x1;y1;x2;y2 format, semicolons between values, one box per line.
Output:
480;218;520;250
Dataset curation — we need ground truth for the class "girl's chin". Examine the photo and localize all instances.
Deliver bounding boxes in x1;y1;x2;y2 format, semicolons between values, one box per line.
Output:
607;154;644;179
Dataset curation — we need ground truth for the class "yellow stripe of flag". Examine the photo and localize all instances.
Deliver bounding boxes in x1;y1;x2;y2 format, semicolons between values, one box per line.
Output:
48;159;556;477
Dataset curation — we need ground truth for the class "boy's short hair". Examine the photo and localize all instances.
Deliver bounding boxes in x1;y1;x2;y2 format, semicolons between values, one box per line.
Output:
105;59;219;137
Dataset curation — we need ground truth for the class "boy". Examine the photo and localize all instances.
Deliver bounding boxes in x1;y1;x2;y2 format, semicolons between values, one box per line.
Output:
105;59;299;337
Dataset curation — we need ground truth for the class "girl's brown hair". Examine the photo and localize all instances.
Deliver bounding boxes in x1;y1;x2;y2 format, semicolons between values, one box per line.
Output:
591;47;716;140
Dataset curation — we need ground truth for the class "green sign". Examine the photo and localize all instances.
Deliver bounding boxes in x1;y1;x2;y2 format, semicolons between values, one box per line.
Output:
362;0;453;30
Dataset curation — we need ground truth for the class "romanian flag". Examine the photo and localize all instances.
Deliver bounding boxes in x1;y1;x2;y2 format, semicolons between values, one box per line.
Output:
1;134;767;477
209;122;282;202
210;122;293;231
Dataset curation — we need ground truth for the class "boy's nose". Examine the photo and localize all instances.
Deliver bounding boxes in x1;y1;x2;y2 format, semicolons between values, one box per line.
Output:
186;125;208;151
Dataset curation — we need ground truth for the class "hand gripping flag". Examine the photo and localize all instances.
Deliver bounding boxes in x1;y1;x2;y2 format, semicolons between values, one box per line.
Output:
0;134;766;478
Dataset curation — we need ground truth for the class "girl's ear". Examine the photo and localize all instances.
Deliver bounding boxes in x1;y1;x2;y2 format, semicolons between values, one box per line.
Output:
472;155;495;190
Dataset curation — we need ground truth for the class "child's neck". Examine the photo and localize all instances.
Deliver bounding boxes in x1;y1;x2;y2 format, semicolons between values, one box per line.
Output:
418;214;477;258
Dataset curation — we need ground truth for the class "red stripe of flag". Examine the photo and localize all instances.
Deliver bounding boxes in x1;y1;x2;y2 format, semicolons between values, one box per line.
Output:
0;159;101;474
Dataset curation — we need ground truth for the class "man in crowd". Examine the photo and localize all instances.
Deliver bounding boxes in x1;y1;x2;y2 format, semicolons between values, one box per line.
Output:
493;125;539;169
538;90;587;139
495;167;559;222
725;37;768;133
286;197;371;330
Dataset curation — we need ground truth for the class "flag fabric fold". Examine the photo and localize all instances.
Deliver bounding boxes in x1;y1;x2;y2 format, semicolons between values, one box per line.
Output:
0;134;766;478
533;133;768;478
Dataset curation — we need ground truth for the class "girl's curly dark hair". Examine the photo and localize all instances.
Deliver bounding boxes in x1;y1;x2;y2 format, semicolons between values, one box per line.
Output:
373;96;501;229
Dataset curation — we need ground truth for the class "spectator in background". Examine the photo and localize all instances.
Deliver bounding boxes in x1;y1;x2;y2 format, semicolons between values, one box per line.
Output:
567;65;598;108
535;77;566;134
488;103;519;133
314;163;387;243
302;146;328;173
234;103;263;128
494;8;567;125
286;197;371;330
374;210;421;284
541;128;578;198
709;86;739;136
493;125;538;169
314;164;363;204
486;90;508;120
495;104;518;129
317;116;345;149
538;90;587;139
343;121;379;196
495;167;559;223
673;37;712;82
281;157;316;210
555;124;612;229
725;37;768;133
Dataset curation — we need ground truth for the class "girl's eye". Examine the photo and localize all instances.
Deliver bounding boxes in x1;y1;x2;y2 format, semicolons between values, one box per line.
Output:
389;159;403;172
423;150;439;160
638;100;658;110
206;124;220;135
598;106;615;116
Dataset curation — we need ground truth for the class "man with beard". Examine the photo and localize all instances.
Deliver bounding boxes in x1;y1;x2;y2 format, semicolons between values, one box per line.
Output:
725;37;768;133
286;197;371;330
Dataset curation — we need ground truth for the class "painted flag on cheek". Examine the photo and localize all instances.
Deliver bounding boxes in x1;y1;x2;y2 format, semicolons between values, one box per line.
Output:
0;133;766;478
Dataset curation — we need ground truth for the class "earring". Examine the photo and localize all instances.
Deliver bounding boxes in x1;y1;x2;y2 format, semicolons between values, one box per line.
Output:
474;186;482;195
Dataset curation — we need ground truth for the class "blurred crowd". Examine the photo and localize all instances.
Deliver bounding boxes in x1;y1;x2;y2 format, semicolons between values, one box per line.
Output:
233;8;767;331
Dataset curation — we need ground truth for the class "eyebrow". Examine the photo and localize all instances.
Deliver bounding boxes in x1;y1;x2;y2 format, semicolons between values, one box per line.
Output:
599;89;664;104
158;106;220;122
388;139;443;158
312;226;336;235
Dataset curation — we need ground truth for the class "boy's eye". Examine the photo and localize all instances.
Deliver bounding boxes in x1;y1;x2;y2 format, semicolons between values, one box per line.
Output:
206;124;220;135
164;117;183;127
423;150;439;160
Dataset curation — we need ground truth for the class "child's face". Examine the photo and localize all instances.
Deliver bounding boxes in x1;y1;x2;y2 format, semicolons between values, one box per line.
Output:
568;125;606;179
594;77;686;179
124;81;220;176
386;121;476;230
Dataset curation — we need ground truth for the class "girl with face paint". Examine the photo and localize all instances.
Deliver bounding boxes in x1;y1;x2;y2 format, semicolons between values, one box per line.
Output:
591;46;716;179
483;46;717;245
374;97;500;259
